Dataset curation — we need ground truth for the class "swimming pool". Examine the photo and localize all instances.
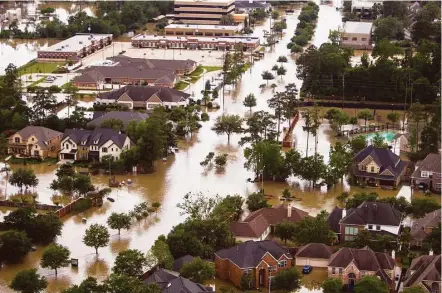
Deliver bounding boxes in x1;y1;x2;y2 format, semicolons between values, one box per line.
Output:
364;132;396;142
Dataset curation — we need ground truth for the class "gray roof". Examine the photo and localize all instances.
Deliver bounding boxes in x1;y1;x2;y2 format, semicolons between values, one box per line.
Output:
295;243;334;259
344;21;373;34
13;126;63;150
411;209;441;240
63;128;128;148
340;201;402;226
39;33;112;53
172;255;195;272
411;153;442;178
215;240;291;269
403;255;441;288
87;111;150;129
109;56;197;71
235;1;269;9
98;85;190;103
145;268;211;293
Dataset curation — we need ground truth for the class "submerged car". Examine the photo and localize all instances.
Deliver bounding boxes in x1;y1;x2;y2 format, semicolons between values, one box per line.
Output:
302;265;313;274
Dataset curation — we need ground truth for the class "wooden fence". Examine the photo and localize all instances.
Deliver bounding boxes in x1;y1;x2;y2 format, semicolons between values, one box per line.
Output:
282;112;300;148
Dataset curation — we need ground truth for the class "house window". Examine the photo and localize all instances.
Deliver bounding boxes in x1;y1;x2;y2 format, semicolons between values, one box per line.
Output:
370;166;375;172
332;267;336;274
14;137;20;143
345;226;358;241
362;38;367;41
102;147;108;153
65;144;69;150
342;37;348;40
278;260;287;267
268;265;277;272
368;225;373;230
376;225;381;230
352;37;357;41
421;171;429;178
31;137;34;141
339;268;343;275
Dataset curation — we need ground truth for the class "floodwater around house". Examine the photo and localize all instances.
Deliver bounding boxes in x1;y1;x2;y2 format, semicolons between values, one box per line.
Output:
0;1;433;292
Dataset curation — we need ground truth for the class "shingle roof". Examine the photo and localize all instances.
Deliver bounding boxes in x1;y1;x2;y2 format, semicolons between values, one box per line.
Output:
327;206;343;233
344;21;373;34
230;214;269;238
97;85;190;103
63;128;128;148
235;1;269;9
328;247;395;286
215;240;291;269
340;201;402;226
411;153;442;178
172;255;195;272
244;204;309;226
110;56;197;72
76;66;176;83
13;126;63;150
295;243;334;259
411;209;441;241
87;111;150;129
403;255;441;288
145;268;211;293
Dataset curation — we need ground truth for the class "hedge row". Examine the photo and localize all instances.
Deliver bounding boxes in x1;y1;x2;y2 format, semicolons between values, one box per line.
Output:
287;2;319;53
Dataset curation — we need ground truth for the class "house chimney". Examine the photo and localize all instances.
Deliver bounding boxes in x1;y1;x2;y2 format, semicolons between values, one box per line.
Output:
391;250;395;259
287;204;292;218
342;208;347;219
429;250;434;256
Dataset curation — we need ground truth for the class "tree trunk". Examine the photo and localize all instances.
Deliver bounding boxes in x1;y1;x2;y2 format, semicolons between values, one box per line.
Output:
95;247;98;255
118;229;121;235
55;268;58;277
416;121;419;150
227;133;230;143
306;130;309;157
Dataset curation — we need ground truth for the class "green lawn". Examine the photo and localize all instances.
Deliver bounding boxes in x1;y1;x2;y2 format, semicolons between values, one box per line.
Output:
174;80;190;91
202;65;222;73
18;61;66;76
188;65;204;77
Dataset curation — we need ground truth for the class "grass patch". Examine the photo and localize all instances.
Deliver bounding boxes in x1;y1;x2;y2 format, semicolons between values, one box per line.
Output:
188;65;204;77
18;61;65;76
9;157;57;165
61;82;72;90
174;80;190;91
202;66;222;73
189;76;200;83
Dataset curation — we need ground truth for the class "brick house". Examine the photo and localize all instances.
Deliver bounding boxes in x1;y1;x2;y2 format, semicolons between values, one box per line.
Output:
351;145;409;187
411;153;441;193
8;126;63;159
215;240;293;289
403;254;441;293
295;243;334;267
328;247;396;291
410;209;441;248
338;201;402;242
229;204;309;242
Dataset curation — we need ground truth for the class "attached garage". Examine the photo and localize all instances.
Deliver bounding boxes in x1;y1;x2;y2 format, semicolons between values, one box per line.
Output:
295;243;334;268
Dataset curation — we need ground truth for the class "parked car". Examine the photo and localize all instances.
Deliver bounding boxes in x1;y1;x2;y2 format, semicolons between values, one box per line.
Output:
302;265;312;274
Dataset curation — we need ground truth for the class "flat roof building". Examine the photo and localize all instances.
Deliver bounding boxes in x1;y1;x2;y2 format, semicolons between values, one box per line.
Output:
132;34;260;51
174;0;235;25
165;23;241;37
37;33;113;62
341;21;373;50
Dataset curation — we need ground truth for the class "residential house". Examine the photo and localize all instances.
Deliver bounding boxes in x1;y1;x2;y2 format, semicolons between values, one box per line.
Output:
411;153;441;193
109;56;197;75
215;240;293;289
393;133;412;153
410;209;441;248
403;254;441;293
351;145;409;187
172;255;195;272
96;85;190;110
87;111;150;130
327;206;344;241
144;268;212;292
59;128;132;162
230;204;309;241
341;21;373;49
339;201;402;242
295;243;334;267
8;126;63;159
328;247;396;291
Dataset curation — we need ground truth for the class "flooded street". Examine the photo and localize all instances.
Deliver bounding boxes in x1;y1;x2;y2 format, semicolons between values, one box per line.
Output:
0;1;430;292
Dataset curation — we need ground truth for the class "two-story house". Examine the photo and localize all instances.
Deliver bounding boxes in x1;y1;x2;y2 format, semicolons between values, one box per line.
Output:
215;240;293;289
59;128;132;162
8;126;63;159
338;201;402;242
352;145;409;187
229;204;309;242
328;247;396;291
96;85;190;110
403;254;441;293
144;268;212;293
411;153;441;193
410;209;441;248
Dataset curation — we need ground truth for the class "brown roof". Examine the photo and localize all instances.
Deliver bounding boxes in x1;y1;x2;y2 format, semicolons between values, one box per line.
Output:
245;204;309;226
110;56;197;71
327;206;343;233
295;243;334;259
12;126;63;150
411;209;441;241
403;255;441;288
230;214;269;238
340;201;402;226
98;85;190;103
411;153;442;178
328;247;396;286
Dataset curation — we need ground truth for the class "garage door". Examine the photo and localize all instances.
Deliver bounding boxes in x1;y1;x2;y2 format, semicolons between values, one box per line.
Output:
295;258;328;267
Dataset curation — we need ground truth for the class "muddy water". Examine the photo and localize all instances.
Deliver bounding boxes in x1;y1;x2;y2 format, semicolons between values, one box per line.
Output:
0;1;425;292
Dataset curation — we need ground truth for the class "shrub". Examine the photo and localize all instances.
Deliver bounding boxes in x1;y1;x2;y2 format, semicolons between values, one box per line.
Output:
291;44;303;53
293;34;309;46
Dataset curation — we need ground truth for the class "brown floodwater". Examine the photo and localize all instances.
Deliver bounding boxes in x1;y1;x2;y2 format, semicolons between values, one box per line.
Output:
0;1;433;292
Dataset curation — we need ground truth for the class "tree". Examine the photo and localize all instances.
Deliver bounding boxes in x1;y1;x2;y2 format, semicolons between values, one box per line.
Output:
293;211;335;245
409;198;441;219
0;230;32;264
10;269;47;293
372;133;388;148
277;56;288;63
357;109;373;129
298;155;327;187
322;278;343;293
243;93;257;114
179;257;215;284
177;192;220;220
261;70;275;85
372;39;404;60
275;220;296;245
212;114;243;143
387;112;400;129
214;153;228;168
73;174;94;197
271;10;280;20
404;286;427;293
239;273;255;291
83;224;110;255
349;135;367;155
211;195;244;223
273;267;302;292
351;229;373;248
61;277;106;293
268;92;285;138
344;192;378;209
408;103;426;150
101;118;125;131
246;192;270;212
354;276;388;293
373;17;404;41
28;213;63;244
105;273;161;293
219;14;234;25
112;249;148;277
276;66;287;79
329;142;352;183
148;236;174;269
425;224;441;254
40;243;70;277
9;168;38;193
107;213;132;235
63;83;79;119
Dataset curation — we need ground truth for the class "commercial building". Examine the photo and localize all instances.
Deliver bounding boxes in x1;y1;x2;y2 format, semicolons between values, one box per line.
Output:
131;34;260;51
37;33;113;62
165;23;241;37
174;0;235;25
341;21;373;50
